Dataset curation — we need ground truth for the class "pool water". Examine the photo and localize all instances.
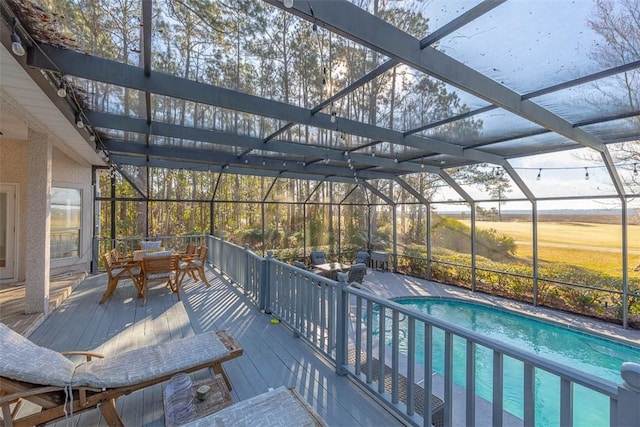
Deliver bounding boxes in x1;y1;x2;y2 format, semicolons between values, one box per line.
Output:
373;298;640;427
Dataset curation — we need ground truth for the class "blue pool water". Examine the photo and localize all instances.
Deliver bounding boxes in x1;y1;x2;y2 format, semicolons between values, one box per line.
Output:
374;298;640;427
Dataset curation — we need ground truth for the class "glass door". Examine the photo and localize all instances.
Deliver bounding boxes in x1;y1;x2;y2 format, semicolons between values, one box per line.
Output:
0;184;17;281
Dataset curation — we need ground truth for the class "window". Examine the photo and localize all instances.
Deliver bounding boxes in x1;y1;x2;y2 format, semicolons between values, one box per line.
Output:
50;187;81;259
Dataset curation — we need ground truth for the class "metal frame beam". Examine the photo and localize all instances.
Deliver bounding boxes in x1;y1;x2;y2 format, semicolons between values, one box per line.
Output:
29;43;506;167
289;1;606;153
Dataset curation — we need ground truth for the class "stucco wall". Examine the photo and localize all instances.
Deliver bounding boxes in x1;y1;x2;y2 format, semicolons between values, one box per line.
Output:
0;138;93;280
0;138;28;281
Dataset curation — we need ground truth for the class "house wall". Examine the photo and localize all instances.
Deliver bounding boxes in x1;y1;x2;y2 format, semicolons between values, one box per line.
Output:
0;138;93;281
0;138;28;281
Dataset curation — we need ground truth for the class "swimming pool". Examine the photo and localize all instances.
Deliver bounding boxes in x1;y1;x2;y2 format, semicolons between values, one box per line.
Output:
373;298;640;427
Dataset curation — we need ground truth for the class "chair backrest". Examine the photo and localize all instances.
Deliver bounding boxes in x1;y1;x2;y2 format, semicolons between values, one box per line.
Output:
354;251;369;264
310;251;326;266
0;322;75;387
140;240;162;250
197;245;208;261
184;242;196;255
103;251;118;274
348;263;367;284
142;254;179;277
293;261;307;270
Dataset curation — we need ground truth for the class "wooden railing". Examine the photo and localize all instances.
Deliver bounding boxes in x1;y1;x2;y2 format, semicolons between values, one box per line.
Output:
208;236;640;427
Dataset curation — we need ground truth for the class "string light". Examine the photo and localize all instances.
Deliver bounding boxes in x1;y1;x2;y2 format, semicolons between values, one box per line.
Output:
75;112;84;129
536;168;541;181
330;111;337;123
10;19;25;57
283;0;294;8
584;167;589;180
634;163;638;175
57;80;67;98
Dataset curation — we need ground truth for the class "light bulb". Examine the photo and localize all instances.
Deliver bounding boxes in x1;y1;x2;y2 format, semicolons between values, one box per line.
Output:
536;169;541;181
75;113;84;129
283;0;294;8
11;31;25;57
57;81;67;98
330;111;337;123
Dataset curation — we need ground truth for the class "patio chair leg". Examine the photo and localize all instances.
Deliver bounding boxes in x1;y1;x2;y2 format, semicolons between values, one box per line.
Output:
198;269;210;286
99;280;116;304
98;399;124;427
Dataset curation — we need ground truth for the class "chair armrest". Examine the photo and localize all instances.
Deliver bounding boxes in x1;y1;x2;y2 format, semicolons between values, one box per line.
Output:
61;351;105;361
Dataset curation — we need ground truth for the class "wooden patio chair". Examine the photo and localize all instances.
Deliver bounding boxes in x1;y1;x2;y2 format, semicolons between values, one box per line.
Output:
99;251;142;304
0;322;243;427
180;242;197;256
178;246;209;288
140;252;180;305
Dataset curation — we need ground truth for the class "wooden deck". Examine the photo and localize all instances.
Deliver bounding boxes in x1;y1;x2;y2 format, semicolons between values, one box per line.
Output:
10;267;403;427
0;272;87;336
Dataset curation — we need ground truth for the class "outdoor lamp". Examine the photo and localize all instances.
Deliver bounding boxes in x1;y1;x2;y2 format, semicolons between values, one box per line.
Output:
11;20;25;57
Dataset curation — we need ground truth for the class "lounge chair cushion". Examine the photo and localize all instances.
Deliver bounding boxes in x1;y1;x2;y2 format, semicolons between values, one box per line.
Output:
140;241;162;250
0;323;75;387
71;331;228;388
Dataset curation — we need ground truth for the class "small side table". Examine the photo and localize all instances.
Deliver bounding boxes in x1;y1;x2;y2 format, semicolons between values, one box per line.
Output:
164;374;233;427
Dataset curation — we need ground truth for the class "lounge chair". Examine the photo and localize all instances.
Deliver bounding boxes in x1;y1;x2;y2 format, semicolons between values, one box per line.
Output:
0;323;243;427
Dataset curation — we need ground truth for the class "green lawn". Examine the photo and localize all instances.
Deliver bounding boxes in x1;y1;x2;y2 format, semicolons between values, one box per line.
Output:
473;220;640;277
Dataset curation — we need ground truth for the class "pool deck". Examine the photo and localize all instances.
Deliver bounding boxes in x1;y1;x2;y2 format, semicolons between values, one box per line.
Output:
362;270;640;347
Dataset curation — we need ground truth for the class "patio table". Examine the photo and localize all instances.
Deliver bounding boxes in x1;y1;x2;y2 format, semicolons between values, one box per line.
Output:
313;262;351;280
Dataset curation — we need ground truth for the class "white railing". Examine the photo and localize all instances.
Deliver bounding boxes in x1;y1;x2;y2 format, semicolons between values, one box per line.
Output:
207;236;640;427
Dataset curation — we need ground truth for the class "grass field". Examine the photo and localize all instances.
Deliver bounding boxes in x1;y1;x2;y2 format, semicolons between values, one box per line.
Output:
468;220;640;276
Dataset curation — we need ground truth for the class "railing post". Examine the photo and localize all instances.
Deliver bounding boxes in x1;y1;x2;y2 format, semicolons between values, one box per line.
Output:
261;251;273;313
617;362;640;425
335;273;349;376
244;244;251;295
220;234;225;271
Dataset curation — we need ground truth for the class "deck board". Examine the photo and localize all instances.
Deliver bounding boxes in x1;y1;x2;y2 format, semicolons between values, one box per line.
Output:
14;268;402;427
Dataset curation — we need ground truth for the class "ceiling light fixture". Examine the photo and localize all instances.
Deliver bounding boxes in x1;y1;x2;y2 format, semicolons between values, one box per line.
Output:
57;80;67;98
10;19;25;57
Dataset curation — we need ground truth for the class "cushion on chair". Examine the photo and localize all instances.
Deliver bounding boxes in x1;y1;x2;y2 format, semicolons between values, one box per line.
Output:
144;250;173;257
0;323;75;387
71;331;229;388
310;251;326;266
146;271;175;280
140;241;162;250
